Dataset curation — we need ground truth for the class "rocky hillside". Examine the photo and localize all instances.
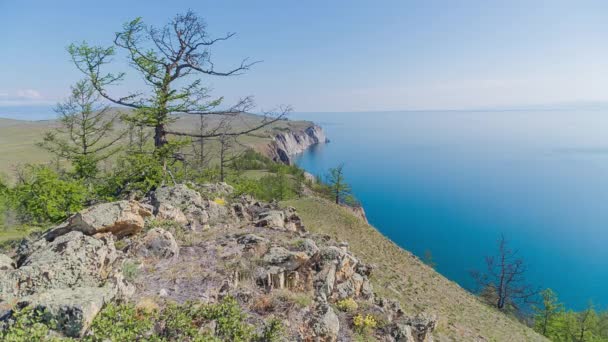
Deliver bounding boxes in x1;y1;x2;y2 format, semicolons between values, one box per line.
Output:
0;184;436;341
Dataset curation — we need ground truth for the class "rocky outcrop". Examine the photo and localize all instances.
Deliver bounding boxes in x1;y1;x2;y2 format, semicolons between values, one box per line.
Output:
266;124;328;164
1;183;437;341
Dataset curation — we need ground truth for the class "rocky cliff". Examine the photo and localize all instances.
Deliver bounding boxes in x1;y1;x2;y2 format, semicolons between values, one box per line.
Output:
265;124;328;164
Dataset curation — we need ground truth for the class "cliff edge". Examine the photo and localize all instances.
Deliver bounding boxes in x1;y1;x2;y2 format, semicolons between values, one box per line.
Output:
264;124;328;164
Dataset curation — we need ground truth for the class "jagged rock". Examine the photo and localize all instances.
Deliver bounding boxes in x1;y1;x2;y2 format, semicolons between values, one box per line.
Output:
206;200;230;224
155;203;188;225
308;301;340;342
135;228;179;259
152;184;204;209
237;234;269;257
256;210;285;228
407;314;437;342
299;238;320;257
232;203;252;221
1;231;117;299
19;286;115;338
314;263;337;302
263;246;309;271
0;254;15;271
45;200;152;240
183;206;209;230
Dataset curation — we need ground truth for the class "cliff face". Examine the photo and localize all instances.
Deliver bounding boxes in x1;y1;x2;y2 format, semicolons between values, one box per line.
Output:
265;125;328;164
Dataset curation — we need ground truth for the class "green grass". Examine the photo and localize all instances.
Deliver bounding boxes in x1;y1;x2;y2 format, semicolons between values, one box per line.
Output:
282;197;547;342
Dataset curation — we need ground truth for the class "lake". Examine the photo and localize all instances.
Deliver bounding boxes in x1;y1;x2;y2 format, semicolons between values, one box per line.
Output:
291;110;608;310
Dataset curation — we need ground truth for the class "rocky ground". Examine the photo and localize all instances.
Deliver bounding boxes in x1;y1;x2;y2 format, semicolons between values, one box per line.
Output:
0;183;436;341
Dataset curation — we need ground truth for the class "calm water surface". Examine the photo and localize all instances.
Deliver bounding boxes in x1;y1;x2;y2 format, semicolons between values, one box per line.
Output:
291;111;608;310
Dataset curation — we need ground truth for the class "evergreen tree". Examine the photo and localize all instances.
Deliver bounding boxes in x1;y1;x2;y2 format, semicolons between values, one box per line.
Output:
327;163;351;204
39;80;121;179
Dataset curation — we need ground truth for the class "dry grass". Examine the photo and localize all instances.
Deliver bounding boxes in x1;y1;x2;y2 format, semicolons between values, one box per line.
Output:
282;197;547;342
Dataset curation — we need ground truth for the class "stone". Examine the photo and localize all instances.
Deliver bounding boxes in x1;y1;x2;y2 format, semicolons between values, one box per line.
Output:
19;286;115;338
255;210;285;228
0;254;15;271
155;203;188;225
2;231;117;299
263;246;309;271
237;234;269;257
299;238;320;257
151;184;204;210
309;302;340;342
135;228;179;259
45;200;152;240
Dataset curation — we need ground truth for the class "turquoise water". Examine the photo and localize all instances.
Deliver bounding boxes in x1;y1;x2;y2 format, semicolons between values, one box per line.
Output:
292;111;608;310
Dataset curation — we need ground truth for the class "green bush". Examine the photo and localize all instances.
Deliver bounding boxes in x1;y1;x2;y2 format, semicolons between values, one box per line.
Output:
86;297;282;341
86;303;156;341
0;307;54;342
11;165;87;224
98;153;166;199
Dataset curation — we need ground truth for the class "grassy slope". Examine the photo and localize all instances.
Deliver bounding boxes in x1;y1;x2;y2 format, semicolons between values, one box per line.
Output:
283;197;547;342
0;112;313;178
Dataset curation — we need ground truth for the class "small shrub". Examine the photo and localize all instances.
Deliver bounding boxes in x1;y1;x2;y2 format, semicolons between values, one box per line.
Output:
86;303;155;341
121;260;140;282
336;298;359;312
0;306;53;342
11;165;87;224
353;313;377;335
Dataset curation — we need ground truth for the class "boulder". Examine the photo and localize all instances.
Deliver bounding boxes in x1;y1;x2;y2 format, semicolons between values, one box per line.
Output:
45;200;152;240
308;302;340;342
20;286;115;338
2;231;117;299
263;246;309;272
299;238;320;257
237;234;269;257
155;203;188;225
135;228;179;259
151;184;204;210
255;210;285;228
198;182;234;197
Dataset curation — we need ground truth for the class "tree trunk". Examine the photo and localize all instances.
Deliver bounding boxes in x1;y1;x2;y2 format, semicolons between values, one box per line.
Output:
155;123;168;148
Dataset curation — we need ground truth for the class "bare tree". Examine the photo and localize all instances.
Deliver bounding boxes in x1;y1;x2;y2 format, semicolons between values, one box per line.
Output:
470;235;539;311
39;80;122;178
68;10;288;160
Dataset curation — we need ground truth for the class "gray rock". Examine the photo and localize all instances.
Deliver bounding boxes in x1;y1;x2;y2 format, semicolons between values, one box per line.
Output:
198;182;234;197
255;210;285;228
152;184;204;210
135;228;179;259
155;203;188;225
263;246;309;271
45;200;152;240
20;286;116;338
2;231;117;299
309;302;340;342
299;238;320;257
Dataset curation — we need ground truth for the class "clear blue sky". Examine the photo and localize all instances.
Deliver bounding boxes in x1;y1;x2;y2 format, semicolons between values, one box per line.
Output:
1;0;608;112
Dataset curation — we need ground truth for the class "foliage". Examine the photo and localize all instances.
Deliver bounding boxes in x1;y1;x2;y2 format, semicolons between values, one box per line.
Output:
97;153;167;199
38;80;121;180
532;289;608;341
336;298;359;313
10;165;87;224
0;307;56;342
353;313;377;335
326;164;351;204
85;297;282;341
86;303;156;341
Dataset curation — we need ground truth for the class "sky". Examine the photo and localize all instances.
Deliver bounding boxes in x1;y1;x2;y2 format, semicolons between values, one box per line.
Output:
1;0;608;114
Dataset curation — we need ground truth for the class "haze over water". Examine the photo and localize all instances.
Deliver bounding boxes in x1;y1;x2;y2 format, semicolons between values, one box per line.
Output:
292;110;608;310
